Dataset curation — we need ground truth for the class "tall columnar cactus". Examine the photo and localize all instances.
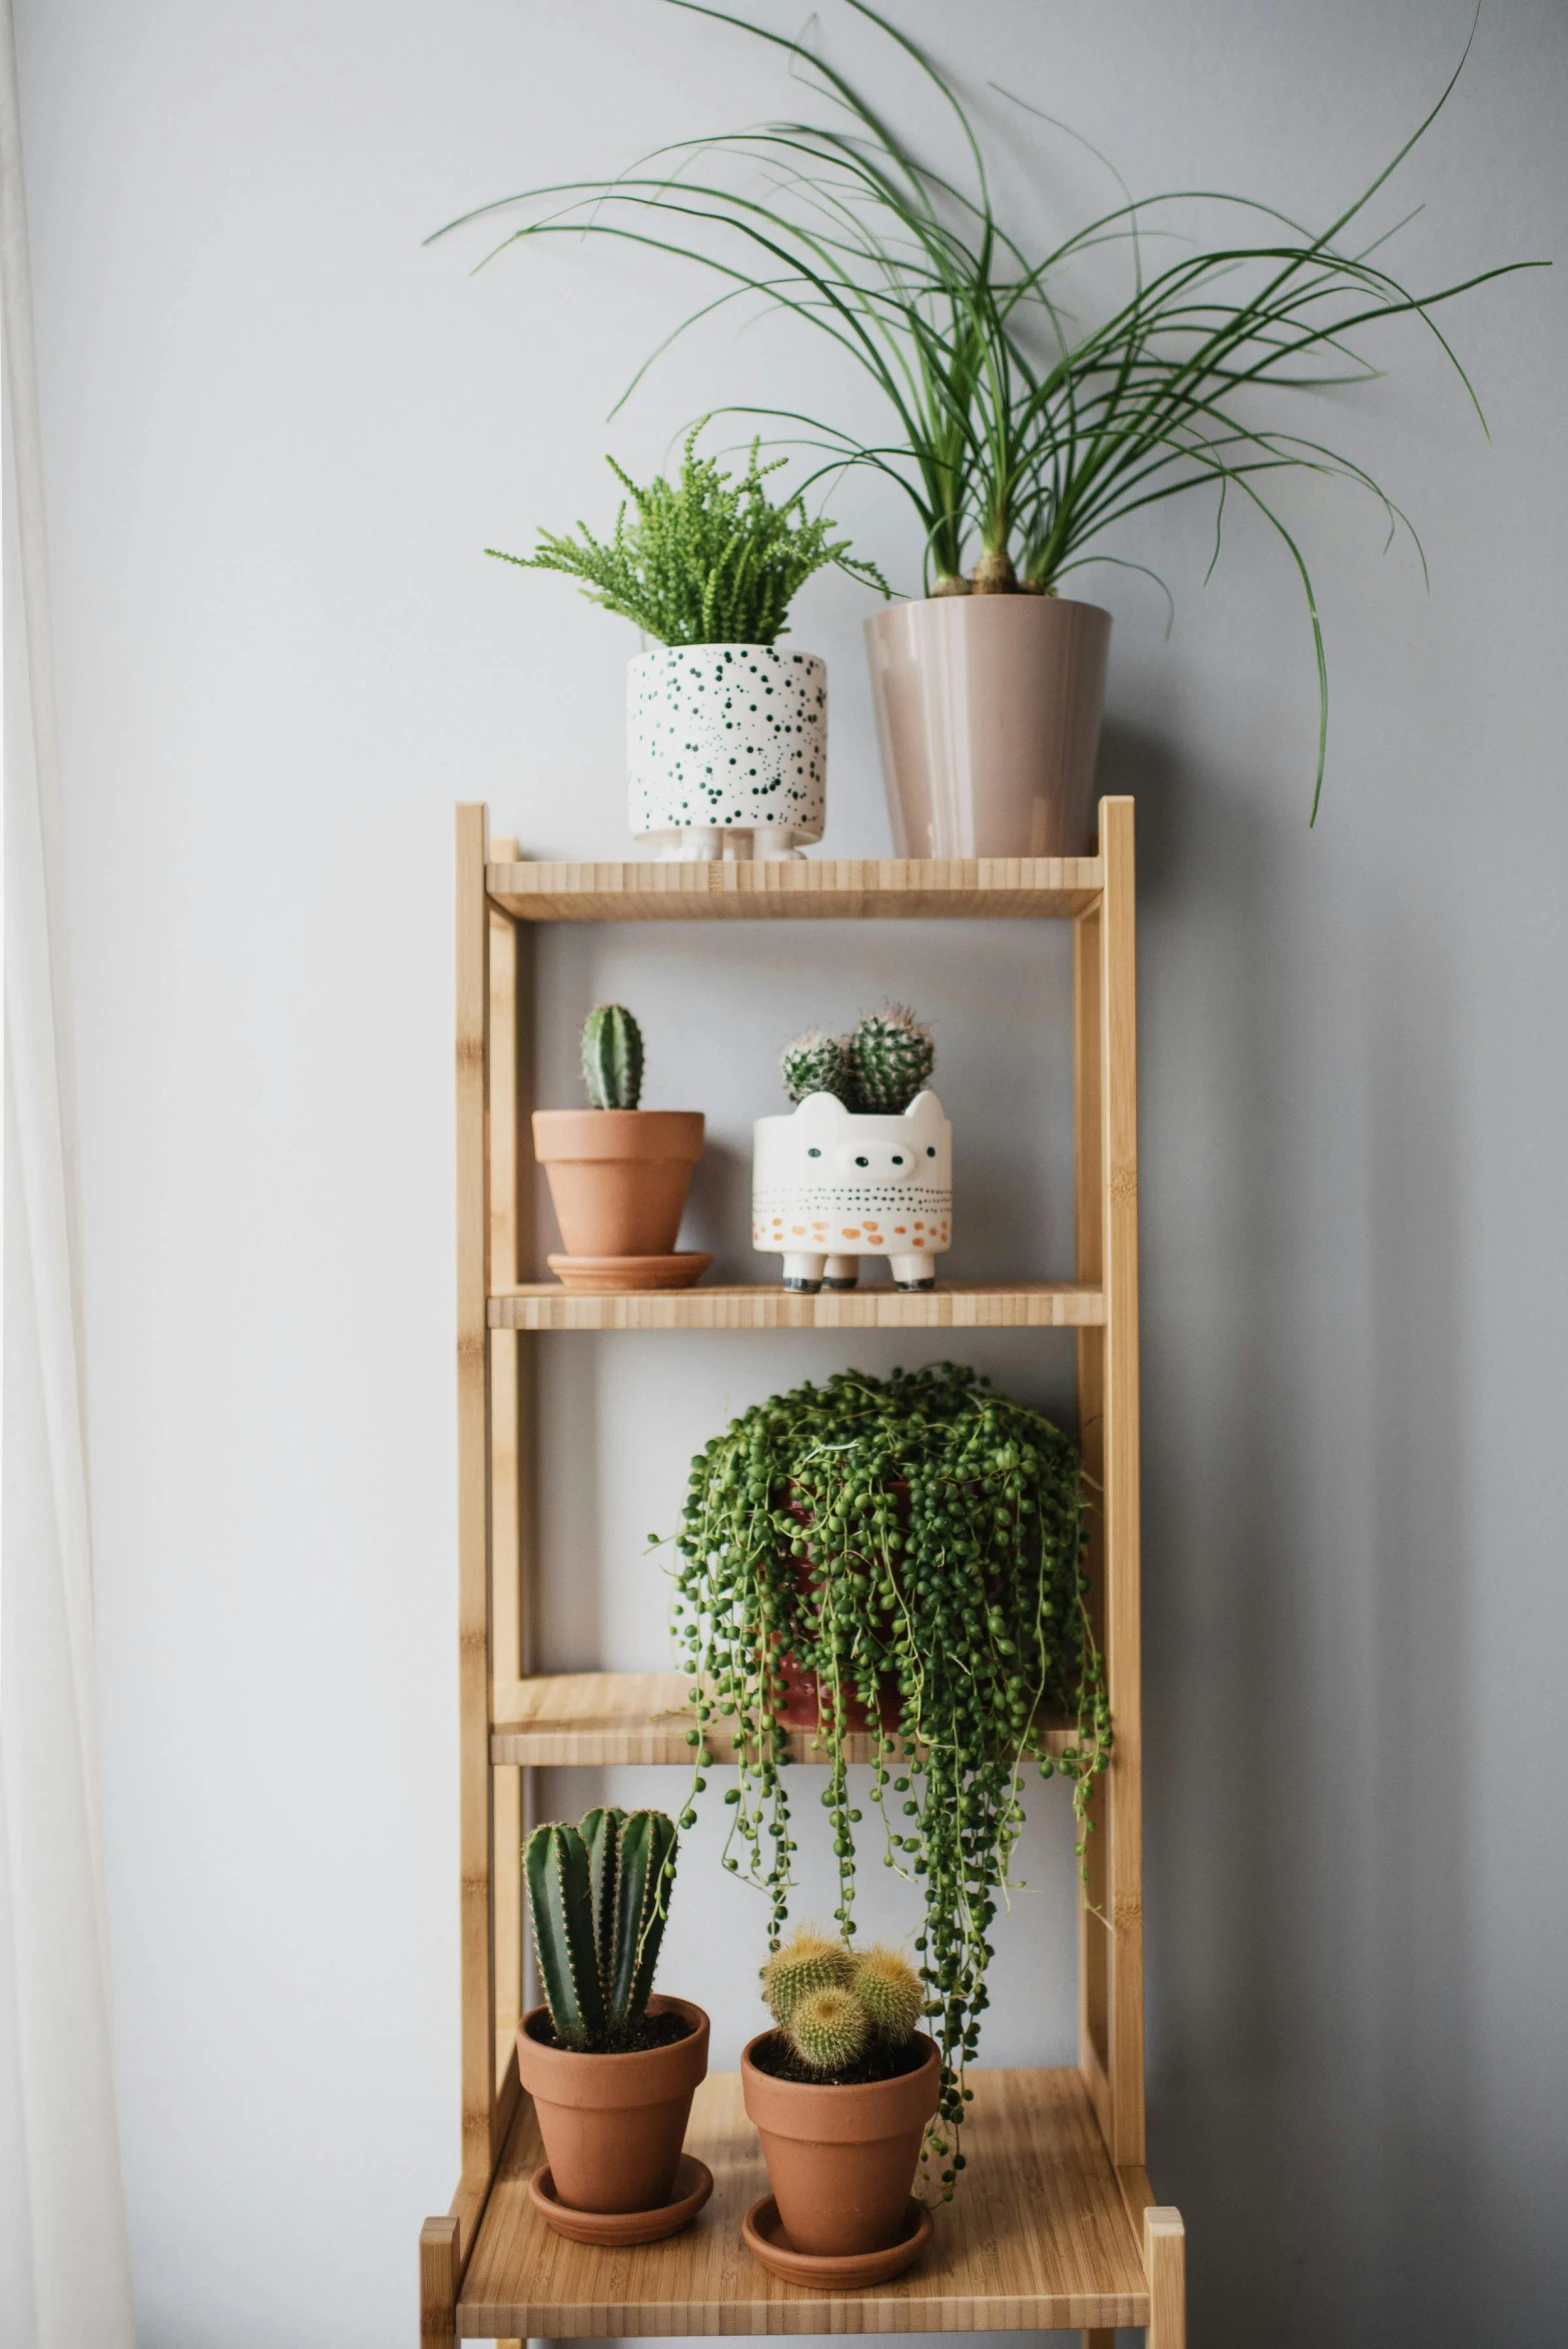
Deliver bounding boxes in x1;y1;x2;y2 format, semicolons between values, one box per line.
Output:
780;1027;852;1106
846;1005;935;1113
526;1808;678;2047
581;1003;644;1110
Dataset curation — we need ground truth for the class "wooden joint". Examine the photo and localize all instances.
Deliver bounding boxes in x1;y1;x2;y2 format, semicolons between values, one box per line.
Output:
1108;1161;1138;1203
1113;1890;1143;1934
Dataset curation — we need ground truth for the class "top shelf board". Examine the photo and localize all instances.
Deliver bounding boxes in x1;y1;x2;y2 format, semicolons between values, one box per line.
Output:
487;854;1103;923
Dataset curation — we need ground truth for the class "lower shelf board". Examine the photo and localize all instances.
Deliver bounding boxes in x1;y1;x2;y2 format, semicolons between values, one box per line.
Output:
455;2065;1149;2337
489;1281;1104;1332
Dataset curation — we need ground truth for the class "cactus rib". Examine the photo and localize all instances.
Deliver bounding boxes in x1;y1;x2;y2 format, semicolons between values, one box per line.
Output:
525;1822;608;2046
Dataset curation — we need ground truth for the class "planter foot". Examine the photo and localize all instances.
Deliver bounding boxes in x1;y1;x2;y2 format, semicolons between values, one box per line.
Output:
782;1252;826;1291
823;1255;859;1290
892;1255;937;1291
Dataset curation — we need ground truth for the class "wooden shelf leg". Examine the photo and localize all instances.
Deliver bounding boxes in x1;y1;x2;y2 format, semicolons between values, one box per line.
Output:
1081;2331;1115;2349
1144;2206;1186;2348
419;2215;458;2346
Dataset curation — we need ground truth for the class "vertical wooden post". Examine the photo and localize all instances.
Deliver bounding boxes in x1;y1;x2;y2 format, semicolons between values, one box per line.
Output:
1099;796;1145;2166
1143;2208;1186;2347
1074;884;1110;2122
488;857;523;2090
455;805;496;2186
419;2215;459;2345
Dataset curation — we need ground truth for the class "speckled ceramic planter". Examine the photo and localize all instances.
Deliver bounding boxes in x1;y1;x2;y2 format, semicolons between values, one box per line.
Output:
752;1090;953;1291
629;644;826;859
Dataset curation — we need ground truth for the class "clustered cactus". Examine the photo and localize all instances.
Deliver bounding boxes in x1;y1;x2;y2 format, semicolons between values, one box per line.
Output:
525;1807;678;2049
779;1005;934;1113
761;1928;926;2077
581;1003;643;1110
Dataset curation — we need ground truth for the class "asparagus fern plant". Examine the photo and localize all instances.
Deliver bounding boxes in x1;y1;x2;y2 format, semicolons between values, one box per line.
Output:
490;424;885;646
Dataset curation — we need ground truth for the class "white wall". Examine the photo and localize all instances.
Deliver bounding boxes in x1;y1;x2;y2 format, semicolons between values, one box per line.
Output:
14;0;1567;2342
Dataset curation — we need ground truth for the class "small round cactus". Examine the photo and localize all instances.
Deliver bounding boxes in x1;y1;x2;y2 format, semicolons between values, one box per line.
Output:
846;1004;934;1113
787;1984;869;2074
780;1027;852;1106
761;1927;856;2023
852;1944;926;2042
581;1003;643;1110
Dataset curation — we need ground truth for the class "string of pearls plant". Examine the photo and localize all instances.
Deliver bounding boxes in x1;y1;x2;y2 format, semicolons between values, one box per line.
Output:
666;1363;1110;2194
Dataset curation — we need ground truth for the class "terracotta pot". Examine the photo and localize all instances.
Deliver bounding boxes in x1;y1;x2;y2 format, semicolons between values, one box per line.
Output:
533;1110;704;1258
516;1996;710;2215
865;594;1111;858
741;2031;940;2257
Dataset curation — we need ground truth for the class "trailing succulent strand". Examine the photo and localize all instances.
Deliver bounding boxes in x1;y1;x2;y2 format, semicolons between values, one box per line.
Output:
667;1362;1108;2194
525;1807;678;2049
778;1005;935;1113
581;1003;643;1110
489;423;886;647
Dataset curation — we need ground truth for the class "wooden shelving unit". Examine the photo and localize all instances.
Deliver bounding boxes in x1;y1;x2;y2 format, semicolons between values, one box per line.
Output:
419;800;1186;2346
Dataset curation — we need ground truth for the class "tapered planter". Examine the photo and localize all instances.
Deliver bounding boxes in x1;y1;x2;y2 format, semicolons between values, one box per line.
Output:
517;1996;710;2215
865;595;1110;858
741;2031;940;2256
533;1109;704;1257
629;644;826;858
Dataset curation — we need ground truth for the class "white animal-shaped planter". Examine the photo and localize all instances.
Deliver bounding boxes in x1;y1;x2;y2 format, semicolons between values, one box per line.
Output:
752;1090;952;1292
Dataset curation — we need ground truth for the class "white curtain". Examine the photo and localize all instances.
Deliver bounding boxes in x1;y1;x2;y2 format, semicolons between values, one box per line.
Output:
0;2;136;2339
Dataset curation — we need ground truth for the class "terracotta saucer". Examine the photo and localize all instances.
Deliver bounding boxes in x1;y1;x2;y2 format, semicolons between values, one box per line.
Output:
741;2193;933;2289
546;1251;712;1293
528;2154;714;2245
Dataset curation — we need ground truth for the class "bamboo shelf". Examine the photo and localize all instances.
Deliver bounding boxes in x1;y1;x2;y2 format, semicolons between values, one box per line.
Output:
488;1671;1084;1768
419;798;1186;2347
489;1280;1103;1331
453;2067;1158;2337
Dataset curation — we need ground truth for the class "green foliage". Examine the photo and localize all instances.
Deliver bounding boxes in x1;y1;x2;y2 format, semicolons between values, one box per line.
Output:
436;2;1543;818
787;1984;868;2074
581;1003;643;1110
780;1028;852;1107
525;1808;679;2050
761;1927;856;2022
670;1363;1107;2194
847;1006;934;1114
778;1006;935;1112
489;425;886;646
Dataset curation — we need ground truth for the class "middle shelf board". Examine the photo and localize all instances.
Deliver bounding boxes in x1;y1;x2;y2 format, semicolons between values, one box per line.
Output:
490;1672;1082;1767
490;1282;1103;1333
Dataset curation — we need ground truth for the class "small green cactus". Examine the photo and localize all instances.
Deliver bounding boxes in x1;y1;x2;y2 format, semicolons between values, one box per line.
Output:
526;1808;678;2048
780;1027;852;1106
765;1933;925;2076
761;1927;856;2023
787;1984;869;2073
581;1003;644;1110
852;1944;926;2041
846;1004;934;1114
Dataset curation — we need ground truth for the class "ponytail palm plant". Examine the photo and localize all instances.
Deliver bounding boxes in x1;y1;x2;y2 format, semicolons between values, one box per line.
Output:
433;4;1540;811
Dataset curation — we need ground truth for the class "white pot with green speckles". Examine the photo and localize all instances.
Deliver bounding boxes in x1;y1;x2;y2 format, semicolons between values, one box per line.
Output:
628;643;826;859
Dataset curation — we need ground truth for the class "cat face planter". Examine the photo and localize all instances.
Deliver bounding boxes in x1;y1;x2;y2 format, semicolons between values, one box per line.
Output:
629;645;826;860
753;1091;952;1292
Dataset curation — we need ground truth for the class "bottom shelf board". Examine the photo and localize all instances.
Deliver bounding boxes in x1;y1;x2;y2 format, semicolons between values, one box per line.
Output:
456;2065;1149;2337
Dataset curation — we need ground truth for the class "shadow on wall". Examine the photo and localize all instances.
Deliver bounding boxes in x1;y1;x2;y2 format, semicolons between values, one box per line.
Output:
1114;716;1476;2349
